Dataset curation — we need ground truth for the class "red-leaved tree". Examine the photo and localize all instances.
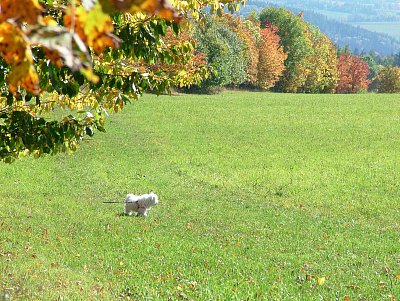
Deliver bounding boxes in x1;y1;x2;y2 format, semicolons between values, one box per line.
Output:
257;25;287;90
336;54;371;93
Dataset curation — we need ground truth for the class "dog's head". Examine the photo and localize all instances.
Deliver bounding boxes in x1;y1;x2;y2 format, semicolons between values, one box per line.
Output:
148;192;159;206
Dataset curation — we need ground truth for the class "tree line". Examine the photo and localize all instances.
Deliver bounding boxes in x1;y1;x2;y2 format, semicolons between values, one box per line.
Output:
170;7;400;94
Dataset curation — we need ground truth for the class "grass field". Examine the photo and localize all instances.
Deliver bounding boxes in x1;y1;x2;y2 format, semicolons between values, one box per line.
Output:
1;92;400;300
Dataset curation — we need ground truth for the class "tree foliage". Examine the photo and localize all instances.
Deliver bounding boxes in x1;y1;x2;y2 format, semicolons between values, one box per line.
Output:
257;25;287;90
218;14;260;86
0;0;243;162
193;15;247;88
376;66;400;93
259;7;313;92
303;26;338;93
336;54;371;93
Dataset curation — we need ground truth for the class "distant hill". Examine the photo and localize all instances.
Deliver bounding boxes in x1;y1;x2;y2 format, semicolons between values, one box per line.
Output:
239;1;400;55
243;0;400;22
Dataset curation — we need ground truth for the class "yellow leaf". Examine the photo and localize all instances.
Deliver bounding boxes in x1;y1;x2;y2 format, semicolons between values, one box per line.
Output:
40;16;58;26
65;4;121;54
0;22;29;65
8;60;40;95
317;277;326;285
80;67;99;84
396;274;400;280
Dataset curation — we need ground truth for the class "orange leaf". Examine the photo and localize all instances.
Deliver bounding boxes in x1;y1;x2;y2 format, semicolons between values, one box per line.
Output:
396;274;400;280
64;4;121;54
344;296;350;301
0;22;28;65
8;60;40;95
0;0;42;24
102;0;179;21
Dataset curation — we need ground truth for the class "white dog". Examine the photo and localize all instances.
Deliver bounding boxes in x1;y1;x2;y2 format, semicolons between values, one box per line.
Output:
124;192;158;217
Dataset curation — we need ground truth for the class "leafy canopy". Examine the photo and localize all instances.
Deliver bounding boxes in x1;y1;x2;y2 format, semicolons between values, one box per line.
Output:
0;0;243;162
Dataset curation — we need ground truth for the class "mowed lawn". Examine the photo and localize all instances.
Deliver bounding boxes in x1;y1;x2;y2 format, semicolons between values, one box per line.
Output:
1;92;399;300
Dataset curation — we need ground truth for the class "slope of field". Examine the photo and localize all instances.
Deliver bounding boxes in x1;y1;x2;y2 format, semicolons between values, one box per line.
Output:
1;92;399;300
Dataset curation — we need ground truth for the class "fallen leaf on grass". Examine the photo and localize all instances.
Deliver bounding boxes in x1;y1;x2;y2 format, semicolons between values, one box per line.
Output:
344;296;350;301
396;274;400;280
317;277;326;285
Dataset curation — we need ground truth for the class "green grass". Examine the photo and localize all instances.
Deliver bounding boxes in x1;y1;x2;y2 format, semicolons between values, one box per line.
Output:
351;22;400;39
1;92;400;300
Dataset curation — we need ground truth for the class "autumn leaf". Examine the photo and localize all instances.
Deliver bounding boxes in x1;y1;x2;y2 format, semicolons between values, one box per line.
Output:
99;0;179;21
0;0;42;25
396;274;400;280
0;21;40;95
64;4;121;54
344;296;350;301
317;277;326;285
0;22;28;65
7;60;40;95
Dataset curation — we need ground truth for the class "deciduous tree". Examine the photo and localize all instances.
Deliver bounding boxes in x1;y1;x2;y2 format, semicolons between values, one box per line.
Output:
193;15;247;88
259;7;313;92
257;25;287;90
303;26;338;93
218;14;259;86
336;54;371;93
376;66;400;93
